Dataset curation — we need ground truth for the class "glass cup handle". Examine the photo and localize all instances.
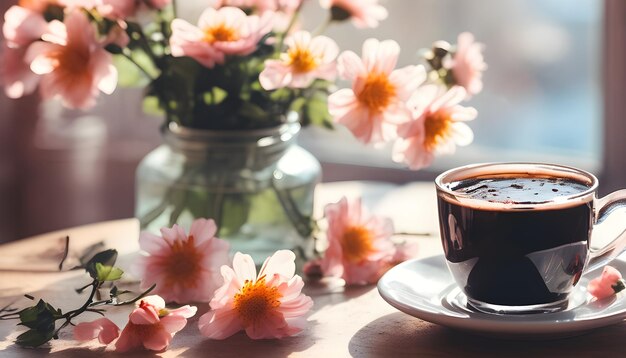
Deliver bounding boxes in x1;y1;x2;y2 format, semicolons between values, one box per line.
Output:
587;189;626;272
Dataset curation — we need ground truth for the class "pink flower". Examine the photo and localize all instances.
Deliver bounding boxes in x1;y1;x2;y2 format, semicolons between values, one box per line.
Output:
260;31;338;90
24;11;117;109
74;318;120;344
115;295;197;352
134;218;230;304
393;85;477;170
1;45;40;98
170;6;274;68
320;0;387;28
320;196;395;285
198;250;313;340
588;266;626;299
328;38;426;144
3;6;47;48
446;32;487;97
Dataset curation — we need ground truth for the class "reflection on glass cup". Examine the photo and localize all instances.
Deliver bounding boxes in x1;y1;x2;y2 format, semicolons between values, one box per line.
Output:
435;163;626;314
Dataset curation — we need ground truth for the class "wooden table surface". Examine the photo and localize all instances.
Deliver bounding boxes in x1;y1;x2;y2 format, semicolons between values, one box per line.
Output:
1;181;625;357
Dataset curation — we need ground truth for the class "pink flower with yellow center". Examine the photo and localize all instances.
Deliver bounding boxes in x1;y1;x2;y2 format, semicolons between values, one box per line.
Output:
23;11;117;109
115;296;196;352
170;6;274;68
328;38;426;144
134;218;230;304
393;85;477;170
588;266;626;299
320;196;395;285
198;250;313;339
446;32;487;97
260;31;338;90
74;295;196;352
320;0;387;28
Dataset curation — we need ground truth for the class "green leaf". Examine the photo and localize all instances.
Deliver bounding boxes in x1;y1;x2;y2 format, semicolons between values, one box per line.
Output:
18;307;41;329
84;249;118;279
95;263;124;282
19;300;57;328
289;97;307;113
304;91;334;128
143;96;165;116
213;87;228;104
237;102;270;122
112;54;149;88
16;328;55;348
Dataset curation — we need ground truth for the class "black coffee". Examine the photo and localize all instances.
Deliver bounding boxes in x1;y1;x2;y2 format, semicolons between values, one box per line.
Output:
438;176;592;306
451;177;589;204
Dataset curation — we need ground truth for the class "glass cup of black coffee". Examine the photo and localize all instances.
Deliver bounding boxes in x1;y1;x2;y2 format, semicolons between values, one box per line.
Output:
435;163;626;314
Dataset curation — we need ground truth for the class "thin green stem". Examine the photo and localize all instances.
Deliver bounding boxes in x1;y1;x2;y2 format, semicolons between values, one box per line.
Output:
122;52;156;81
75;282;93;294
277;4;303;51
271;178;313;238
52;279;100;338
58;236;70;271
312;16;332;36
172;0;178;19
114;284;156;306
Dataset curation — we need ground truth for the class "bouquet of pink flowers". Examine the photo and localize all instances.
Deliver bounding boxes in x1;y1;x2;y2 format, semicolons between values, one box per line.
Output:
2;0;485;168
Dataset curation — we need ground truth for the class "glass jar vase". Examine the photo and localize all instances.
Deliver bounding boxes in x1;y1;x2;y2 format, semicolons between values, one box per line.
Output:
135;121;321;265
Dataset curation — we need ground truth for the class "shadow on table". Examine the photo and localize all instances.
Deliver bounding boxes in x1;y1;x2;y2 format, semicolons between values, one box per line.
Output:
179;328;316;358
348;312;626;358
303;278;373;310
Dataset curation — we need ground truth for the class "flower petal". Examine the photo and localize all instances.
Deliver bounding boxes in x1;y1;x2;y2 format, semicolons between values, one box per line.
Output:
114;326;140;353
258;250;296;280
337;50;365;80
129;306;160;325
160;314;188;334
168;305;198;319
232;252;257;282
141;327;172;351
189;218;218;241
73;318;120;344
138;231;168;253
198;308;243;340
450;122;474;147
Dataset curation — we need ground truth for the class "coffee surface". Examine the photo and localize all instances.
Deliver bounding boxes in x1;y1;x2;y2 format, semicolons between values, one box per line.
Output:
450;177;590;204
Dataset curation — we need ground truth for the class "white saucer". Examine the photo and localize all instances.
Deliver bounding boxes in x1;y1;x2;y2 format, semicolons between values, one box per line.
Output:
377;255;626;339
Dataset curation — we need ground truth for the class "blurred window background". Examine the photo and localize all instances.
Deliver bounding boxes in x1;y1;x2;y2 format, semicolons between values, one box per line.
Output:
1;0;623;242
299;0;603;173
